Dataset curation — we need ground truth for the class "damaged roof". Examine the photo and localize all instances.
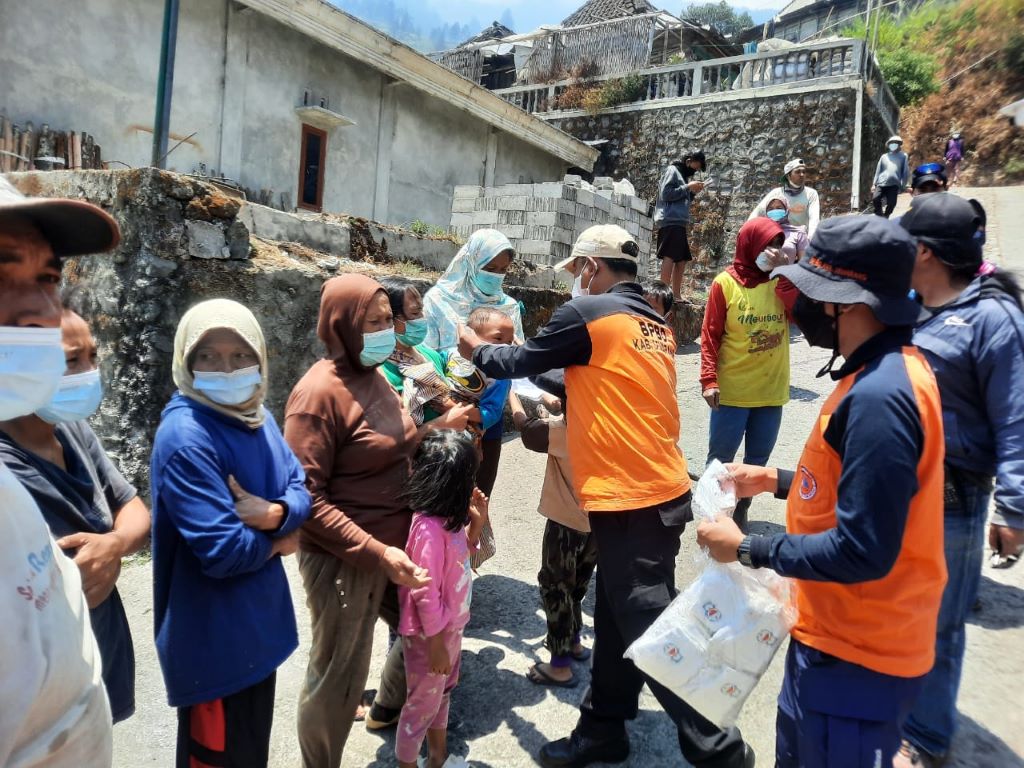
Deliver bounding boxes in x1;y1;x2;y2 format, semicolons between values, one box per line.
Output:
460;20;516;47
561;0;659;27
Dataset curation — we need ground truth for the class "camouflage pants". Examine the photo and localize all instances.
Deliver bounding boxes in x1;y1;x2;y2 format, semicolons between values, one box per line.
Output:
538;519;598;658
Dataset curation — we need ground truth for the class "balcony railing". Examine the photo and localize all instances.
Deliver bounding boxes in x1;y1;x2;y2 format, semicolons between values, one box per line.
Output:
492;39;898;131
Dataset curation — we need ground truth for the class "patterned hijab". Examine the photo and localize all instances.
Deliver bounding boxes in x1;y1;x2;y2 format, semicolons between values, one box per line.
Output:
172;299;268;428
422;229;523;352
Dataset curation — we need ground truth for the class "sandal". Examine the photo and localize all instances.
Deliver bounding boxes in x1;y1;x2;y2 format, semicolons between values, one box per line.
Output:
526;662;579;688
895;740;944;768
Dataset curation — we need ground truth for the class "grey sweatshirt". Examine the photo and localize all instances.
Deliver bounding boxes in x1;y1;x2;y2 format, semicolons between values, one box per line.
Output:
874;151;909;188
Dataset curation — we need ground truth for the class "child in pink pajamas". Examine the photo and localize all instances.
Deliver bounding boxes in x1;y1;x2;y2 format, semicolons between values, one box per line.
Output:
397;430;488;768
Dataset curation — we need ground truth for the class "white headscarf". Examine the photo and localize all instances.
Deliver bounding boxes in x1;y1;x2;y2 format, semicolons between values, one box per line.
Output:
422;229;523;352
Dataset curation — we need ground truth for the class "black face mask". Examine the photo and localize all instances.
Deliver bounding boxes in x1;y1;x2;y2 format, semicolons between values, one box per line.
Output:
793;295;841;377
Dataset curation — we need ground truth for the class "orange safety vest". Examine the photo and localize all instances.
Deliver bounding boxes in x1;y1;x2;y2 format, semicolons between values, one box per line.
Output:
786;346;946;677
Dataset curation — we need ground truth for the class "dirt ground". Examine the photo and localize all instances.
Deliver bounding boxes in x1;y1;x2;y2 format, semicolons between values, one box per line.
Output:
112;187;1024;767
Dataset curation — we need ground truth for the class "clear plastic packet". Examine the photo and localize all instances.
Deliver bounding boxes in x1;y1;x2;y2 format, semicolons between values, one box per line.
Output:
623;461;795;728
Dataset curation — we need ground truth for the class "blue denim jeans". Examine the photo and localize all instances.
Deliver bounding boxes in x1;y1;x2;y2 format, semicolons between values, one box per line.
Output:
706;405;783;467
901;474;991;757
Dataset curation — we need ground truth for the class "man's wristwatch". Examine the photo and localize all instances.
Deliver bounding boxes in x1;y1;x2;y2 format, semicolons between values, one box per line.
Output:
736;535;755;568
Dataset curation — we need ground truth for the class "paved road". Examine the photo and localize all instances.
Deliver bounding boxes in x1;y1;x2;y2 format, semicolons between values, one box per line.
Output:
114;187;1024;766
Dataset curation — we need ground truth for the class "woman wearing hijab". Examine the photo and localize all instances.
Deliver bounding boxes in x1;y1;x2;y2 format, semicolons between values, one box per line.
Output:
285;274;429;768
0;298;150;724
422;229;520;497
422;228;522;353
150;299;311;768
699;217;795;531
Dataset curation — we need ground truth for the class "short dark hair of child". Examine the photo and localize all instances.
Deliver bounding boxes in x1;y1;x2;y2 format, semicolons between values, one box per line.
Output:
378;276;418;318
645;280;675;317
467;306;507;332
404;430;480;532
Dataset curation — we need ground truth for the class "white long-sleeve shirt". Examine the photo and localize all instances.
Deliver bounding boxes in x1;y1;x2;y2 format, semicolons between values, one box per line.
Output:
748;186;821;238
0;463;111;768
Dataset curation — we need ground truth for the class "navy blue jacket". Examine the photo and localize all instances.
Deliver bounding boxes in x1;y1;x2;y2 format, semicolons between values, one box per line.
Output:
913;276;1024;528
151;394;310;707
750;330;926;581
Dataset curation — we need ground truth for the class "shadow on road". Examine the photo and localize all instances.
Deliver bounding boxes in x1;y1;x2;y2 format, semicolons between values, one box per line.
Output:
967;574;1024;629
788;385;819;402
949;713;1024;767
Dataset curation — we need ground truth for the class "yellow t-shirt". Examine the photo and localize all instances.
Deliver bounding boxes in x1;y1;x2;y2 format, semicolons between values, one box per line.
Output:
714;273;790;407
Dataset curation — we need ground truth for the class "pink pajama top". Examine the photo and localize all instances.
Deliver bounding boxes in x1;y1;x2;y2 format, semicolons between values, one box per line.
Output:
398;513;472;637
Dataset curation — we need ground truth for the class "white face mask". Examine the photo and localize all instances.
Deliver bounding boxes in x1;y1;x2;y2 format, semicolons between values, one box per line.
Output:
889;143;900;152
571;273;587;298
192;365;262;406
0;327;66;420
756;248;781;273
36;368;104;424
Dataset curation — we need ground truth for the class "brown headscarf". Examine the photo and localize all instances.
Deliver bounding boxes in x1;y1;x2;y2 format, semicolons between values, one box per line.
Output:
317;274;387;372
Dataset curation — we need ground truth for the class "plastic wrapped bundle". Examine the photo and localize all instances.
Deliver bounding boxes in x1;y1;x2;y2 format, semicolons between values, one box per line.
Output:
624;460;795;727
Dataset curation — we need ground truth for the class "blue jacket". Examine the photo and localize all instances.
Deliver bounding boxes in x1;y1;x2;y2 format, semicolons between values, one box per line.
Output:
654;165;693;227
151;394;311;707
913;276;1024;528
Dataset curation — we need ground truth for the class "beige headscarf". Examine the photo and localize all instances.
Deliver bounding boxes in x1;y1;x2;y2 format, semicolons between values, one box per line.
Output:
172;299;268;428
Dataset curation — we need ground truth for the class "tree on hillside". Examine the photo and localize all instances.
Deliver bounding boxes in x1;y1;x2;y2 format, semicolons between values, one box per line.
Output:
681;1;754;36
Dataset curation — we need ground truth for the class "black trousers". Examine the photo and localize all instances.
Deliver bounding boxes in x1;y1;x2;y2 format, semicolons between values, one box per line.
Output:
577;495;748;768
873;185;899;218
177;672;276;768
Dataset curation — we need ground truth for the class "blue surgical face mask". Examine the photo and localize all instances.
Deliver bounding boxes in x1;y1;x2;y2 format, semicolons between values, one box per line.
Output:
193;364;262;406
888;143;900;152
475;270;505;296
37;368;104;424
396;317;427;347
766;208;787;222
0;327;66;420
360;328;396;367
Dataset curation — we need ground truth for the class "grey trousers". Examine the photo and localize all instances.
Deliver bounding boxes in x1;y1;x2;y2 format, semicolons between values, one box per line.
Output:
296;550;407;768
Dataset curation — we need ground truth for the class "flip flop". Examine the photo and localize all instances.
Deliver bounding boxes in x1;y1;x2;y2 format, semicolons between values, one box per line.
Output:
526;663;579;688
571;646;592;662
352;689;376;722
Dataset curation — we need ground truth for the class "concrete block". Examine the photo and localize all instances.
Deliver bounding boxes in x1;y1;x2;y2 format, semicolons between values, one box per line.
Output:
630;196;648;213
562;186;577;202
473;209;499;225
453;185;481;199
474;196;498;211
451;197;476;213
563;174;582;187
594;176;614;190
497;209;526;225
526;197;556;212
534;182;565;198
517;239;552;256
593;194;611;213
450;212;474;227
527;211;557;226
552;227;575;245
556;199;576;215
501;225;526;240
496;184;534;196
609;205;627;221
500;196;528;211
576;188;595;207
527;225;552;241
625;221;640;236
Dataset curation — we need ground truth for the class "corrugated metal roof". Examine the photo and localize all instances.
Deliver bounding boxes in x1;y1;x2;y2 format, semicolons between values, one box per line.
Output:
561;0;658;28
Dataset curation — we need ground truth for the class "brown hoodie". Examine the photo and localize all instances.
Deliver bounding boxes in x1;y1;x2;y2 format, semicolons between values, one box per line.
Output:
284;274;417;570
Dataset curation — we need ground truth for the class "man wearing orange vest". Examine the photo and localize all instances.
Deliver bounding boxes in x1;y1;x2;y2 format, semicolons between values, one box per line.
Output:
697;215;947;767
460;225;754;768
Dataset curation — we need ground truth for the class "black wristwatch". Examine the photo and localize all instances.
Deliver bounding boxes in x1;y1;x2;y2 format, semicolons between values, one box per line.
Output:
737;535;755;568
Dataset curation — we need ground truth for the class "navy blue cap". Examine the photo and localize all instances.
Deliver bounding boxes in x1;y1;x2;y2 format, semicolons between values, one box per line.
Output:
773;215;919;325
899;192;982;268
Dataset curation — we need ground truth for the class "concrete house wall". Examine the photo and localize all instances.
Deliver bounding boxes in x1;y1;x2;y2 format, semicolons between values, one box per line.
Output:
0;0;578;227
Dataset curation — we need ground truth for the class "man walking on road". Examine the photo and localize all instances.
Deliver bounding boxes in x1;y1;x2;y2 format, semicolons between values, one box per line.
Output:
697;216;947;768
872;135;910;217
459;225;754;768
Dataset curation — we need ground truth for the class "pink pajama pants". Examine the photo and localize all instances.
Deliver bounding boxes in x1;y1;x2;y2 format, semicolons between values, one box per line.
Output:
395;627;463;763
